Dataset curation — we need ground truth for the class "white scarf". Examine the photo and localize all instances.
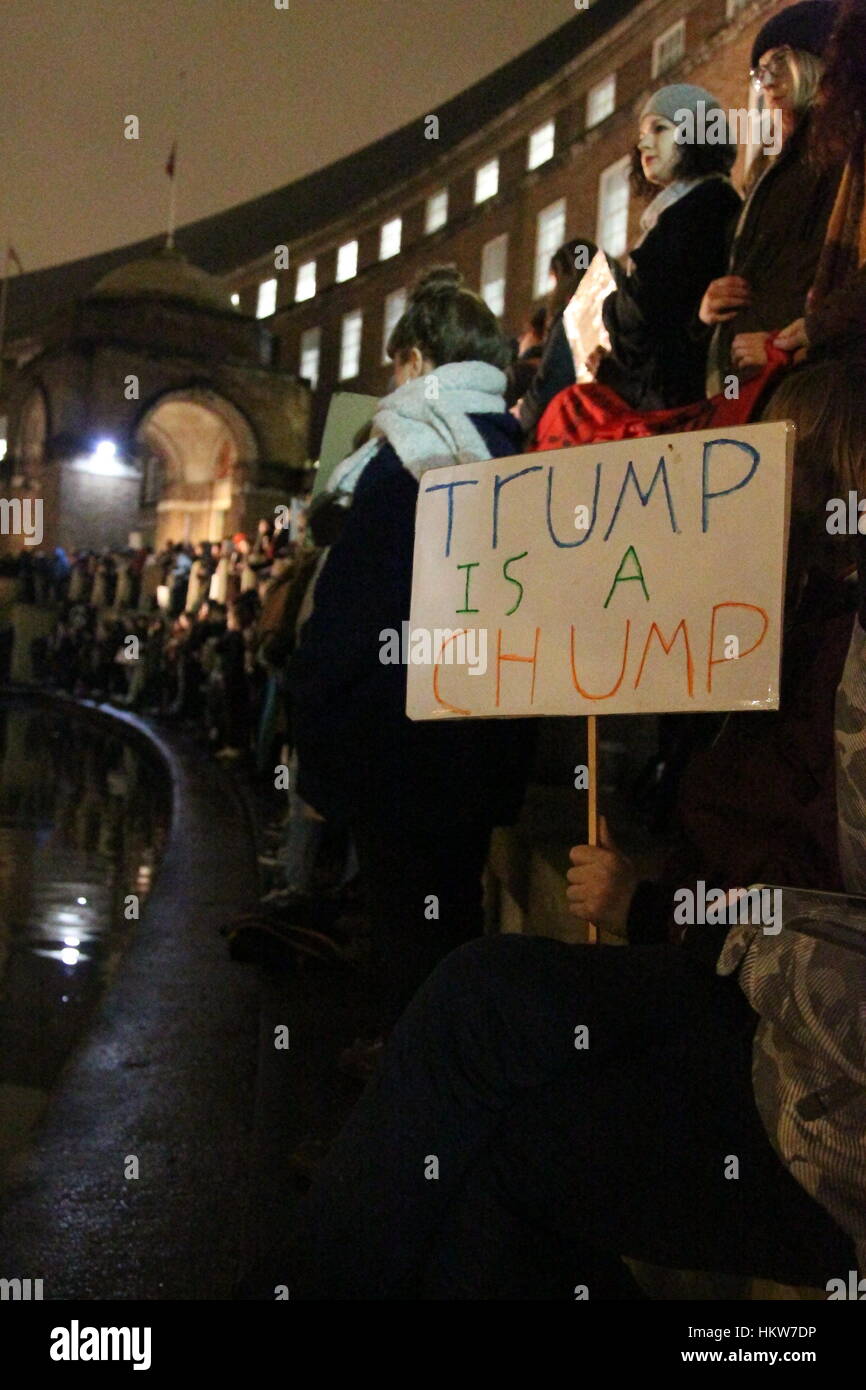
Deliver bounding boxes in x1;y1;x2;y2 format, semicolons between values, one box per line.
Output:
327;360;507;495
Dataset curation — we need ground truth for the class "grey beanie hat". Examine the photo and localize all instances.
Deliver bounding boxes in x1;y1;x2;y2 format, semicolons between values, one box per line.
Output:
641;83;726;125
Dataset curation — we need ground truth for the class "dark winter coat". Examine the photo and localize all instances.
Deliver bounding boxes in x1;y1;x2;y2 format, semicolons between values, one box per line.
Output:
519;176;741;436
708;114;843;391
289;415;537;831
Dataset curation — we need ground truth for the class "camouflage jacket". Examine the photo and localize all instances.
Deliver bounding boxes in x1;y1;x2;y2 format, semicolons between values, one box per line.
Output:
715;617;866;1272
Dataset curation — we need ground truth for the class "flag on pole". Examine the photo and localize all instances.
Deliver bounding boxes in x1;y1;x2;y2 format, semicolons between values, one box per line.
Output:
165;142;177;179
6;246;23;274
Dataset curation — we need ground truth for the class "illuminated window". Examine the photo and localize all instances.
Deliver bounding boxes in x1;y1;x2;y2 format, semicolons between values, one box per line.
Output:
425;189;448;234
340;309;363;380
382;289;407;363
475;158;499;204
336;240;358;283
587;74;616;128
295;260;316;302
256;278;277;318
597;156;630;259
300;327;321;390
652;20;685;78
480;235;508;317
534;199;566;297
527;120;555;170
380;218;402;260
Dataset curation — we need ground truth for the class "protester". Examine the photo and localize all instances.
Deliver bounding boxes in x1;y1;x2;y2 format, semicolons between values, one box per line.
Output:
700;0;841;392
289;267;537;1042
731;0;866;369
516;238;598;437
285;358;864;1299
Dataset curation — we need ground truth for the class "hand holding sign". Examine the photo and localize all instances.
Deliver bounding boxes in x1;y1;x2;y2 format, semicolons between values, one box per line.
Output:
566;816;638;938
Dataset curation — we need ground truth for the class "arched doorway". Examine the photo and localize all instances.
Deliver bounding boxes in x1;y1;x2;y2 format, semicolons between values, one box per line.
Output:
135;388;258;546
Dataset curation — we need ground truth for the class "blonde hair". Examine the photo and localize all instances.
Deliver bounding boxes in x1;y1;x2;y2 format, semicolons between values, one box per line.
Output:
785;49;825;115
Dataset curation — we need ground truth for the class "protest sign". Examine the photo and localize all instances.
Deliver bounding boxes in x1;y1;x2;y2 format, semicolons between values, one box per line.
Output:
561;249;616;382
406;422;793;721
312;391;378;497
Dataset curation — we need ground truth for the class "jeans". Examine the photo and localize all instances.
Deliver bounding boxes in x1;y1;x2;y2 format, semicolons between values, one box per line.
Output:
290;934;854;1299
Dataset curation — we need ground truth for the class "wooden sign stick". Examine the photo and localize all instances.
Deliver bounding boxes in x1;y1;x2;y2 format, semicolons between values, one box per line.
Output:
586;713;599;946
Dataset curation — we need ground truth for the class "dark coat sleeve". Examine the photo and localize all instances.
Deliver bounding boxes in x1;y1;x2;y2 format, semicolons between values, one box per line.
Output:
518;314;577;439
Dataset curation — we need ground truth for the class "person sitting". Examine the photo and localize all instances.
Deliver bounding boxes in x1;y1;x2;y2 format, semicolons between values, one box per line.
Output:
284;359;864;1300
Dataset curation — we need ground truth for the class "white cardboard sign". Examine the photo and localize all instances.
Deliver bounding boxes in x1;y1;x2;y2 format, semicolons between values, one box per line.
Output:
406;422;793;720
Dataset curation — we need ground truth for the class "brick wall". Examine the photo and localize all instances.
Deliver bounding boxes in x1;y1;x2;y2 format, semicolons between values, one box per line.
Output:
253;0;790;452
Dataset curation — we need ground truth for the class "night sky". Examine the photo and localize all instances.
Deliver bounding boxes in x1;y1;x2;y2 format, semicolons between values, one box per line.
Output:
2;0;577;272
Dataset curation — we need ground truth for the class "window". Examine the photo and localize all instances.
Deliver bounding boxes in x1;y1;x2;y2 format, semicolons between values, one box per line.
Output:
380;217;402;260
230;292;240;307
299;327;321;390
480;235;508;317
534;199;567;298
256;278;277;318
336;240;358;283
425;189;449;234
295;260;316;302
586;74;616;128
474;157;499;204
527;120;555;170
382;288;407;363
652;19;685;78
339;309;363;381
596;156;631;259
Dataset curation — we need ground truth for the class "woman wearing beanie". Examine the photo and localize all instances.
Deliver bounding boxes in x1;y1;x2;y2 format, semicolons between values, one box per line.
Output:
701;0;843;393
594;83;741;411
519;83;739;438
289;268;536;1043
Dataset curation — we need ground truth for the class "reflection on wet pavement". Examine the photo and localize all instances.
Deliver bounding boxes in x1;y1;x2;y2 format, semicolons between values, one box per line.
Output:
0;702;169;1161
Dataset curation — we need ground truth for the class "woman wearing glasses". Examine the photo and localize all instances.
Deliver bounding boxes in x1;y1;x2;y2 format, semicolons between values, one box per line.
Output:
699;0;842;393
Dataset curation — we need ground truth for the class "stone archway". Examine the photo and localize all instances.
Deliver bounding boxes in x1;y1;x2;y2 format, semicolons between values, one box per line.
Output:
135;388;258;546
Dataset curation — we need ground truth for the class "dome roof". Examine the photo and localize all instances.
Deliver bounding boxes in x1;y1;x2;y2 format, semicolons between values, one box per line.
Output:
88;246;237;314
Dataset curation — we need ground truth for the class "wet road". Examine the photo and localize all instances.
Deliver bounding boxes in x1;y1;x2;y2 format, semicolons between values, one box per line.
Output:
0;700;169;1165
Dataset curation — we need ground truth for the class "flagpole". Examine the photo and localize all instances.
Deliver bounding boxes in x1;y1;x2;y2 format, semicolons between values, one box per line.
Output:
0;246;11;399
165;69;187;250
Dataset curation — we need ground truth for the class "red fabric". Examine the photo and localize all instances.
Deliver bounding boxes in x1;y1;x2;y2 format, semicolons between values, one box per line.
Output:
534;338;794;451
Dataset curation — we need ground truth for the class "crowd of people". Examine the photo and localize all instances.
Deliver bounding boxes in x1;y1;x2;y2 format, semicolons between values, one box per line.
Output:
11;0;866;1300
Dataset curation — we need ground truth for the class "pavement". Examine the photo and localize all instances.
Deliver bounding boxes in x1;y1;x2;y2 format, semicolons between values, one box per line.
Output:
0;694;335;1300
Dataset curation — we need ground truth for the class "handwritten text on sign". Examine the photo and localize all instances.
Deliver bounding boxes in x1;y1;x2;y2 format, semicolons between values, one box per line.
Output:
407;423;793;719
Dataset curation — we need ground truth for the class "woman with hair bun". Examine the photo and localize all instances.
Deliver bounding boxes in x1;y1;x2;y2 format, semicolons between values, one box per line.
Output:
290;268;536;1050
